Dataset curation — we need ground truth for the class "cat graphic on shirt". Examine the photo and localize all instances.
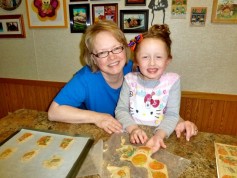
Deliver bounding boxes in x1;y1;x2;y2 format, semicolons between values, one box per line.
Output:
130;93;164;126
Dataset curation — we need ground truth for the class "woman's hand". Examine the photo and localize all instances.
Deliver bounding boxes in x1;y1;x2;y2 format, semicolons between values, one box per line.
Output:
95;113;123;134
175;120;198;141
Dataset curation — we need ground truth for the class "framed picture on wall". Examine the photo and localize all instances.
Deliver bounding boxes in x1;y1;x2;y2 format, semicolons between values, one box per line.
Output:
211;0;237;24
70;0;88;2
0;14;26;38
125;0;146;6
92;3;118;24
69;4;90;33
90;0;120;2
190;7;207;27
120;10;149;33
25;0;67;28
0;0;22;10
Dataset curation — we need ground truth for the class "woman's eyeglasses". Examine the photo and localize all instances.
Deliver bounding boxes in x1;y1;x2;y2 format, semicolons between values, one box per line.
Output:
91;46;124;58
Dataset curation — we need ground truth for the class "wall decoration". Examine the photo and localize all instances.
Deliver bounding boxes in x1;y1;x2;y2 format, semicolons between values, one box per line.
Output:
211;0;237;24
90;0;120;2
0;0;22;10
125;0;146;6
190;7;207;27
69;4;90;33
92;3;118;24
171;0;187;19
70;0;88;2
120;9;149;33
148;0;168;25
0;14;25;38
25;0;67;28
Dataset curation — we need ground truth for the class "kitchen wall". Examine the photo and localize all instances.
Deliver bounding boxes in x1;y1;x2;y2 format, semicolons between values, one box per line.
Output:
0;0;237;94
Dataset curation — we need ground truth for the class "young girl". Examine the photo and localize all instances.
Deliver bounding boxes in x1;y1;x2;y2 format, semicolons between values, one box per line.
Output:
115;24;180;153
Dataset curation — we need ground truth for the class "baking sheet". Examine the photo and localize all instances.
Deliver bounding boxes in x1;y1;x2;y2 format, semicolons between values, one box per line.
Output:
215;142;237;178
102;133;191;178
0;128;93;178
76;139;103;177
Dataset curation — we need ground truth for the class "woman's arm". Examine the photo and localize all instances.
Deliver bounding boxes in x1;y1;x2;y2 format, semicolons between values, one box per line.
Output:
48;101;122;134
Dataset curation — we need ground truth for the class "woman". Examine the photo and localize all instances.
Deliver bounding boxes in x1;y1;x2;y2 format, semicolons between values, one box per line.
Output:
48;20;198;141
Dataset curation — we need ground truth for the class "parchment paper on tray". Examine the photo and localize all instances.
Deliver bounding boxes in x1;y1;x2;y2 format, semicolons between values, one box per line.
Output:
0;128;94;178
102;133;191;178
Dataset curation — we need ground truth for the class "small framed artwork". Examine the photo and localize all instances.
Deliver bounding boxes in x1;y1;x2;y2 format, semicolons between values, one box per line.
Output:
92;3;118;24
0;14;26;38
211;0;237;24
125;0;146;6
69;4;90;33
190;7;207;27
0;0;22;10
90;0;120;2
171;0;187;19
70;0;88;2
25;0;67;28
120;10;149;33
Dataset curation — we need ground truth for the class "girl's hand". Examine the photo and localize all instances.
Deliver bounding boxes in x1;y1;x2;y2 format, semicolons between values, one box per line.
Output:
95;113;122;134
129;127;148;144
146;134;166;153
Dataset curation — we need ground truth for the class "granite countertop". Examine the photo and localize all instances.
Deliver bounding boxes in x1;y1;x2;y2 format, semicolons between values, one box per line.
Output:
0;109;237;178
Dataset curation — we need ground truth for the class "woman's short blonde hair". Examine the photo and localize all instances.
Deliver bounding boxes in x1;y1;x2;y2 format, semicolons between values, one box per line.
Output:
80;20;130;72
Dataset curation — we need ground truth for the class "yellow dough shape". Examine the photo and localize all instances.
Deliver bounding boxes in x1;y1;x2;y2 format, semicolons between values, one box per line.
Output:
37;135;53;147
21;149;39;162
0;148;17;160
116;140;169;178
107;165;131;178
43;155;63;169
59;138;74;150
17;132;33;143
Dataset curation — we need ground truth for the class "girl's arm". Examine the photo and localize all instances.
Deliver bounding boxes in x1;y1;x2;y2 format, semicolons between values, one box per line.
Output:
155;78;181;137
115;80;137;131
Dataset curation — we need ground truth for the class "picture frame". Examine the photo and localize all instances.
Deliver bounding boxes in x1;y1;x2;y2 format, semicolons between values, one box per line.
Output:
120;10;149;33
92;3;118;24
69;4;90;33
0;14;26;38
171;0;187;19
190;7;207;27
0;0;22;10
25;0;67;28
70;0;88;2
125;0;146;6
211;0;237;24
90;0;119;1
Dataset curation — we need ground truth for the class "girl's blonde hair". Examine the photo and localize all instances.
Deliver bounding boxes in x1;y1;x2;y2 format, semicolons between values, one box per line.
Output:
80;20;130;72
132;24;172;71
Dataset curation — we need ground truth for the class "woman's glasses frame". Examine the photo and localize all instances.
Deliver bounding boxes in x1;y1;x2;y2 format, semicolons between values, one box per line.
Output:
91;46;124;58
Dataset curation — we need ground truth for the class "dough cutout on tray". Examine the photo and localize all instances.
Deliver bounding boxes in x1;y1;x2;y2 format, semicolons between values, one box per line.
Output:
37;135;53;147
17;132;33;143
0;148;17;160
21;149;39;162
43;155;63;169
